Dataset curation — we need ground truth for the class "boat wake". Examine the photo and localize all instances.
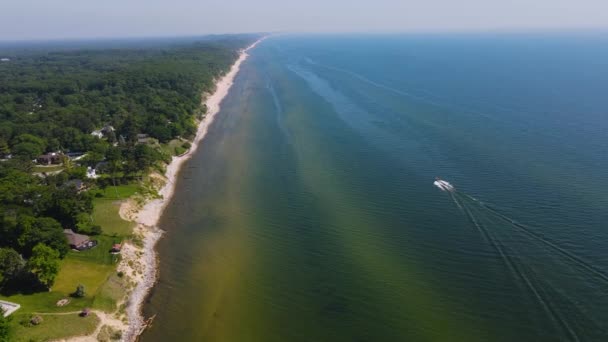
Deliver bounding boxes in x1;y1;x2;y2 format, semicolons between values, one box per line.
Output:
435;179;608;340
433;178;455;192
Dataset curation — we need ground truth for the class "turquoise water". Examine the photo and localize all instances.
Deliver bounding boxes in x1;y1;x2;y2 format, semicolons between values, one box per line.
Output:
142;34;608;341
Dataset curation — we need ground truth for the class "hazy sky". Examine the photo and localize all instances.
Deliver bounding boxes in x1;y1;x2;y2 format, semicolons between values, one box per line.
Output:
2;0;608;40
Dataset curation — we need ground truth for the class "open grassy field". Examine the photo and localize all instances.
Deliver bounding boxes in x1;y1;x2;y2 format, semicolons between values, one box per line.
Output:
95;184;140;200
91;184;139;237
91;199;134;237
10;312;100;342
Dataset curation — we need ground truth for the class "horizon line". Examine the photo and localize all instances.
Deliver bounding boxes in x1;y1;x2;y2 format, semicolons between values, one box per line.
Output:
1;27;607;44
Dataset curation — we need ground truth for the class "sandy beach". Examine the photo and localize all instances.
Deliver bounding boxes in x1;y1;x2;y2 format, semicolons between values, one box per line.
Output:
62;38;264;342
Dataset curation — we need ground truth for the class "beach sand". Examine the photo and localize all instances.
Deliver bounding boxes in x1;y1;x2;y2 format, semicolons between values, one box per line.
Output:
65;37;264;342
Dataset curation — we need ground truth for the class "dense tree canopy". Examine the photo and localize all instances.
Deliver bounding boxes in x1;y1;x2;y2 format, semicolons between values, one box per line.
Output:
0;36;257;153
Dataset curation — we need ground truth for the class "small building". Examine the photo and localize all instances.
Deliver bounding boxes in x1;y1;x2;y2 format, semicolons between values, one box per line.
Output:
101;125;115;134
111;243;122;253
64;229;96;250
86;167;98;179
136;133;150;144
36;152;63;165
91;125;114;139
91;130;103;139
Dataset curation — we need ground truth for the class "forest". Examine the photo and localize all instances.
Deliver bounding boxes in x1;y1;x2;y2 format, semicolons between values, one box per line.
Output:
0;35;257;296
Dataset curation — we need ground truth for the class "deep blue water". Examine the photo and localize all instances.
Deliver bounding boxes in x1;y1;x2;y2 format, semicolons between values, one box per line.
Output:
143;33;608;341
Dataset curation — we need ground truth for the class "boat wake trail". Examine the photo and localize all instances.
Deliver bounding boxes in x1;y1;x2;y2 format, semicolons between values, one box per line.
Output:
435;179;608;339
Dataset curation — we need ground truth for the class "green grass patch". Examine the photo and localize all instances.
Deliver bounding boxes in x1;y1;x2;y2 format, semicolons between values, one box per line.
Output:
92;273;126;312
0;292;74;314
10;312;100;342
91;199;134;237
32;165;64;173
53;259;115;298
95;184;140;200
90;184;139;236
160;138;186;156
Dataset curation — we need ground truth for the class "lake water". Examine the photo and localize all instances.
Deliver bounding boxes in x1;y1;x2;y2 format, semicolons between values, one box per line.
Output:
142;33;608;341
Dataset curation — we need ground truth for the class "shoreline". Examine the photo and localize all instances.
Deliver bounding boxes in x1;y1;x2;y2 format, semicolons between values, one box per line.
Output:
119;38;264;342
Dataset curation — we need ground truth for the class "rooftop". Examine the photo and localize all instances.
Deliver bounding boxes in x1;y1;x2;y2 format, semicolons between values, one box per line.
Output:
63;229;90;247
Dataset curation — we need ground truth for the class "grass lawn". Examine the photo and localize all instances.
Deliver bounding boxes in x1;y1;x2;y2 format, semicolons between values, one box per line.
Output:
32;165;64;173
161;138;188;156
10;312;100;342
53;259;115;299
95;184;140;200
91;199;134;237
93;273;127;312
90;184;139;236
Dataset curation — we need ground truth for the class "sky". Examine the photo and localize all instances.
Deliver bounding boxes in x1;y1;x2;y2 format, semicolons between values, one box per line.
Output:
1;0;608;40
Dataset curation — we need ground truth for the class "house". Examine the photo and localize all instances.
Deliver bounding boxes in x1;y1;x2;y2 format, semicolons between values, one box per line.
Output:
91;125;114;139
91;130;103;139
36;152;63;165
136;133;150;144
64;229;97;250
101;125;115;134
86;167;98;179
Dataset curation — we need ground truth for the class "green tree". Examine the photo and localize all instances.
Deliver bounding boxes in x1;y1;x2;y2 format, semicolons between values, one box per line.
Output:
12;142;43;159
27;243;60;289
0;139;9;156
0;308;11;342
16;216;68;258
74;283;86;298
0;248;25;284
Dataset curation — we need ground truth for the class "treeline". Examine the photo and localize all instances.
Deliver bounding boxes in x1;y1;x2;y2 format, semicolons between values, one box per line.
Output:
0;35;258;293
0;35;257;155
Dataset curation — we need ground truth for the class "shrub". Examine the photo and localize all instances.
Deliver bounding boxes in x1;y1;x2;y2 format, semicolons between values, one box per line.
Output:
90;225;102;235
30;315;43;325
74;284;86;298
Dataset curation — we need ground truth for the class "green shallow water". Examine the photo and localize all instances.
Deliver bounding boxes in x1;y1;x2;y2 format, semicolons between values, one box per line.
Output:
142;35;608;341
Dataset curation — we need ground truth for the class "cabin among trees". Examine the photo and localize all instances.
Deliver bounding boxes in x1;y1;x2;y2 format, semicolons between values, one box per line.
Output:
36;152;63;165
63;229;96;250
